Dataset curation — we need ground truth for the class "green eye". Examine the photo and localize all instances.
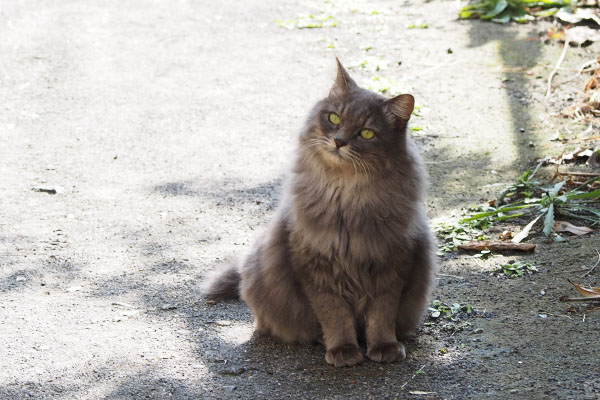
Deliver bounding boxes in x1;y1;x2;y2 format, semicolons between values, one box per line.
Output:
328;113;341;125
360;129;375;139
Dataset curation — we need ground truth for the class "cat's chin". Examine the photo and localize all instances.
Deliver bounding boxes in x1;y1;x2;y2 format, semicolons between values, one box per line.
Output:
319;148;347;168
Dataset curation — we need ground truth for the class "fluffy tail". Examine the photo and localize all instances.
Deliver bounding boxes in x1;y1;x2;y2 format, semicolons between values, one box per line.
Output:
202;262;241;300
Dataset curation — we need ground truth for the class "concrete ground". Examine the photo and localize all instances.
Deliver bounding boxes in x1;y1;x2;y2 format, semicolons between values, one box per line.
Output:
1;0;599;399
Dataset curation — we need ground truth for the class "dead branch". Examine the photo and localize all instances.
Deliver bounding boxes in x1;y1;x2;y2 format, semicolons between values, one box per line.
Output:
566;135;600;144
458;241;536;252
554;171;600;178
580;249;600;278
546;40;570;100
560;295;600;302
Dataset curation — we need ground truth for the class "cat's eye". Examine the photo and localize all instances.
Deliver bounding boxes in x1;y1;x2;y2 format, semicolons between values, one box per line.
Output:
360;129;375;140
328;113;341;125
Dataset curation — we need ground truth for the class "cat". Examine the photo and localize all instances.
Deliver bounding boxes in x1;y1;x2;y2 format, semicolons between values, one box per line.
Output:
203;58;436;367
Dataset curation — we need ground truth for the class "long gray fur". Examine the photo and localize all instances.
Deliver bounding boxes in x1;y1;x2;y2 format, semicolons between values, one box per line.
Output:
203;59;436;367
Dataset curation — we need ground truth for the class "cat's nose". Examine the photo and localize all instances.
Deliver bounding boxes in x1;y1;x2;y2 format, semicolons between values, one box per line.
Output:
334;138;347;148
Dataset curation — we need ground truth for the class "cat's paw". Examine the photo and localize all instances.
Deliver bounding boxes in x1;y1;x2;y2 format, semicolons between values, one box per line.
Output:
325;344;364;367
367;342;406;363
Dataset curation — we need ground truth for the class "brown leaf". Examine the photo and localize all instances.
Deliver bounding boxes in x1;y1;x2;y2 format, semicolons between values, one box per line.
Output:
499;231;514;241
568;279;600;297
553;221;594;236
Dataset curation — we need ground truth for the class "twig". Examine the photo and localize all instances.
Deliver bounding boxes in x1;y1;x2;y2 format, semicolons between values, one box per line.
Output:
111;301;138;309
458;241;536;252
535;311;573;320
554;171;600;178
400;364;427;390
580;249;600;278
436;273;466;280
566;135;600;144
546;40;570;100
557;59;599;87
555;268;592;274
560;296;600;302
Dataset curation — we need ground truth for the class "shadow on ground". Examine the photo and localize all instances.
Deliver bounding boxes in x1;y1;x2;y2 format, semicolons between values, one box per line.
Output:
468;22;543;168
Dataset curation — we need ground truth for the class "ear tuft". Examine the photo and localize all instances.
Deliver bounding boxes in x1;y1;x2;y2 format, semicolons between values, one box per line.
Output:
385;94;414;122
329;57;357;97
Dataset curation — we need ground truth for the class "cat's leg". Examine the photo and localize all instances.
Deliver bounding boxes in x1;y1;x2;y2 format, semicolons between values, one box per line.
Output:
395;233;436;339
301;284;364;367
290;248;363;366
365;275;406;363
240;221;321;344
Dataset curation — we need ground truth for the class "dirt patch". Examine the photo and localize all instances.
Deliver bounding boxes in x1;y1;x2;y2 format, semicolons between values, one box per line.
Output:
1;0;599;399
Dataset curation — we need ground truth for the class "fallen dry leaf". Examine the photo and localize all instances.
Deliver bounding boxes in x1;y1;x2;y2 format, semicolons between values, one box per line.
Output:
499;231;514;241
568;279;600;297
566;27;600;46
554;221;594;236
556;8;600;26
512;215;542;244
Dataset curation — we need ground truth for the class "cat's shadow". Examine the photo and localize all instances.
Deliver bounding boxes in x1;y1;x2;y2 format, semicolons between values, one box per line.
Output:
195;300;426;383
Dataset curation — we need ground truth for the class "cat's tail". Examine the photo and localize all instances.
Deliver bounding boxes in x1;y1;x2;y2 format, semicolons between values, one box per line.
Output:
202;261;241;300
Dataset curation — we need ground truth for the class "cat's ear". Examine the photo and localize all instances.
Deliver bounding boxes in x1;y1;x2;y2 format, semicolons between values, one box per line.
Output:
384;94;414;122
329;57;357;97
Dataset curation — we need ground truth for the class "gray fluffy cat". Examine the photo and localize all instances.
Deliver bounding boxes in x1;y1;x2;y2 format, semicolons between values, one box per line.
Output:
204;59;436;367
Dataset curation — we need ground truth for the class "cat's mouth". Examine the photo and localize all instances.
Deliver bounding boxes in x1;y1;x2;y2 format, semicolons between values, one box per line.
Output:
321;146;354;166
327;146;346;159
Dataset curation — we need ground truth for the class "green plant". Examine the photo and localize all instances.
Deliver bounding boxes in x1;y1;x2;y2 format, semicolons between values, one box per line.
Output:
498;261;538;277
473;249;494;259
497;164;542;205
459;0;573;24
461;176;600;238
429;300;474;321
434;216;491;252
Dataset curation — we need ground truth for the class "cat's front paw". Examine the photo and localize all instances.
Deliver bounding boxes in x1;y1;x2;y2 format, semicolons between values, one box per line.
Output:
325;344;364;367
367;342;406;363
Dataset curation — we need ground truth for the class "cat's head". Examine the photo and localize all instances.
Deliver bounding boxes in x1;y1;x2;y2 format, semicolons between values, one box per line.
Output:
301;58;414;175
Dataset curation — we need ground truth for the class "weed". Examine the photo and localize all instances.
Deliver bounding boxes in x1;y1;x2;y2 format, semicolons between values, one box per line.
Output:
473;249;495;259
429;300;474;321
462;175;600;239
459;0;574;24
497;261;538;277
427;300;476;333
497;164;542;205
434;216;490;252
